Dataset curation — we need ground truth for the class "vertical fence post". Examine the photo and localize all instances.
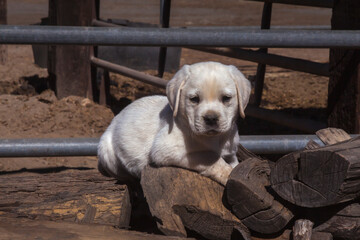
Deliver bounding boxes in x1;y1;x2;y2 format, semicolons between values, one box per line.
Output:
253;2;272;106
328;0;360;133
48;0;96;100
157;0;171;78
0;0;7;65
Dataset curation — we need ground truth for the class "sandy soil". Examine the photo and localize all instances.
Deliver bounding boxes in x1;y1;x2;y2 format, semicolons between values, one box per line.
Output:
0;1;330;173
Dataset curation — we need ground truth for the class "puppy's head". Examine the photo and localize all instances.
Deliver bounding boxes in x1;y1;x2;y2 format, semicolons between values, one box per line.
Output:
167;62;251;136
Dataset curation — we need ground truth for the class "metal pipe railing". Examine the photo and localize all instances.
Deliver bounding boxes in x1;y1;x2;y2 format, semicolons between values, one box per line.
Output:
0;135;338;157
90;57;168;88
191;47;329;76
1;26;360;48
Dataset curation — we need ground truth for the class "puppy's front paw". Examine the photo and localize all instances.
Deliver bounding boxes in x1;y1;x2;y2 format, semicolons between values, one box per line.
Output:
202;163;233;186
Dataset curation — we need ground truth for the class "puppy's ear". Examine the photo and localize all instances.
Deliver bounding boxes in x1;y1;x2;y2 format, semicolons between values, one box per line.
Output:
166;64;191;117
228;65;251;119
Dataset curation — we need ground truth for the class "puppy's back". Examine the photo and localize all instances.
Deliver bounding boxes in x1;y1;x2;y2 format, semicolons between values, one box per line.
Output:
98;95;170;179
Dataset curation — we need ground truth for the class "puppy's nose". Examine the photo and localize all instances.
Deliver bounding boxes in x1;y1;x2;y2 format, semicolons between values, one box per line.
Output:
203;113;219;126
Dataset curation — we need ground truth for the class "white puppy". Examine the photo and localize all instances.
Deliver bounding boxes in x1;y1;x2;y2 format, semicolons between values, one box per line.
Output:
98;61;251;185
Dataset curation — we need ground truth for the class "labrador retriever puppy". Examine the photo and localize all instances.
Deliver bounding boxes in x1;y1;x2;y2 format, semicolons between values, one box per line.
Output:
98;61;251;185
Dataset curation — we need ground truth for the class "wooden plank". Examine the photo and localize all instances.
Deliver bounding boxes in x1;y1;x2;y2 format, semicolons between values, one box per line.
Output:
226;158;293;234
48;0;95;99
271;137;360;207
0;169;131;228
316;127;351;145
328;0;360;133
140;166;251;240
0;0;6;65
0;216;191;240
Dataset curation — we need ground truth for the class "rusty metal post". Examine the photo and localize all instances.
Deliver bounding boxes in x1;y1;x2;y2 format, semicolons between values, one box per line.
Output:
253;2;272;106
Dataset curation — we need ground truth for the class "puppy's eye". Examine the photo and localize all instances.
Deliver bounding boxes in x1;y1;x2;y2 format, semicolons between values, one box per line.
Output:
222;96;232;103
189;96;200;104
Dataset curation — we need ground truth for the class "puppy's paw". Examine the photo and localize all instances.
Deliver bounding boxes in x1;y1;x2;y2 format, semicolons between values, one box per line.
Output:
202;163;233;186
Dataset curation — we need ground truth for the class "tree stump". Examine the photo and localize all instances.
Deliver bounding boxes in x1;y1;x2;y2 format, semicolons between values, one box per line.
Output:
271;136;360;207
140;166;251;240
0;169;131;228
226;157;294;234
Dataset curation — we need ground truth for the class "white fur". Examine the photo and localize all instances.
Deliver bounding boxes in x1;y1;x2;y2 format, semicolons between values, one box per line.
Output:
98;61;251;185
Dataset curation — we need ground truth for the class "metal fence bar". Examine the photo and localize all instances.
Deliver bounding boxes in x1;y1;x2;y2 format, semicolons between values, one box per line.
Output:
1;26;360;48
191;47;329;76
90;56;168;88
0;135;353;157
246;0;333;8
0;138;99;157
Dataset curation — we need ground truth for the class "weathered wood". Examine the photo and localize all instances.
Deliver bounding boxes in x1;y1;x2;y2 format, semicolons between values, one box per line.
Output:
315;203;360;240
293;219;313;240
140;166;251;240
253;230;332;240
271;137;360;207
316;127;352;145
328;1;360;133
0;169;131;228
48;0;95;99
304;140;320;150
0;0;7;65
0;216;190;240
226;158;293;234
237;143;260;161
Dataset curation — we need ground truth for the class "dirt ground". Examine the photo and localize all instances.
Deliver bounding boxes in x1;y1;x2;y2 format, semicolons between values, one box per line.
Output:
0;0;332;234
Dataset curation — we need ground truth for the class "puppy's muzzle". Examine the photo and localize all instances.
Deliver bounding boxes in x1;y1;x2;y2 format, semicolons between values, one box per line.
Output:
203;112;219;127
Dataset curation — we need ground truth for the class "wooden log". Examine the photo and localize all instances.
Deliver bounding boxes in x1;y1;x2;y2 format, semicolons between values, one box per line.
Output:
0;0;6;65
328;1;360;133
271;137;360;207
0;216;190;240
140;166;251;240
226;158;294;234
293;219;313;240
0;169;131;228
48;0;95;99
314;202;360;240
253;230;332;240
316;127;351;145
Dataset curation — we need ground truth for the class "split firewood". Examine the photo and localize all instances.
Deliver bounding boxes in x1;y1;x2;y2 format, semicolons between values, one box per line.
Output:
140;166;251;240
226;157;294;234
252;230;332;240
314;202;360;240
293;219;314;240
271;136;360;207
316;127;351;145
0;169;131;228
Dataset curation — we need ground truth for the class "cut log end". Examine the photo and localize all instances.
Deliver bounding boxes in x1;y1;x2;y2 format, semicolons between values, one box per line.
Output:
140;166;251;240
226;158;293;234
